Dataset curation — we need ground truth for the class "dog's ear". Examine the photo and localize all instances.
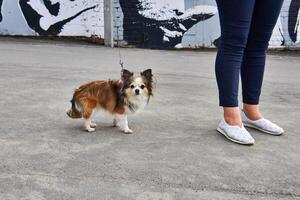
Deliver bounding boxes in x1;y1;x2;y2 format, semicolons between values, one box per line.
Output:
141;69;154;97
141;69;153;82
122;69;134;80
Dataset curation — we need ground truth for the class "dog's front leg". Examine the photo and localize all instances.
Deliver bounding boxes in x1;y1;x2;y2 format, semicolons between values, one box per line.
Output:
116;114;132;134
84;117;95;132
113;115;120;127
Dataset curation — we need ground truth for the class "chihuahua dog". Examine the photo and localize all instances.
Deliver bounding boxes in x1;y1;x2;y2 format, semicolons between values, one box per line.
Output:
67;69;153;133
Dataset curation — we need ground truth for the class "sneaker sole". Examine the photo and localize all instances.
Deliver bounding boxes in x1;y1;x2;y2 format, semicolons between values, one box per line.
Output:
217;127;254;145
243;122;284;136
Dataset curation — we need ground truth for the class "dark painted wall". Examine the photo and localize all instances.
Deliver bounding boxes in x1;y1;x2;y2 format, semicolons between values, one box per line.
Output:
114;0;300;48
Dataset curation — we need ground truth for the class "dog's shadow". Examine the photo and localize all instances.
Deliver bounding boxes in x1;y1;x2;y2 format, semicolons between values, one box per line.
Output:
64;122;134;136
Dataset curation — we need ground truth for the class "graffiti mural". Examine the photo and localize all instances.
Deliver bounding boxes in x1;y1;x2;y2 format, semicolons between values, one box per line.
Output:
119;0;217;48
19;0;97;35
115;0;300;48
269;0;300;47
0;0;104;37
0;0;299;48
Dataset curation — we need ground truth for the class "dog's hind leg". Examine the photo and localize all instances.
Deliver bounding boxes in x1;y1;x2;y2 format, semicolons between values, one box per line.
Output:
82;99;97;132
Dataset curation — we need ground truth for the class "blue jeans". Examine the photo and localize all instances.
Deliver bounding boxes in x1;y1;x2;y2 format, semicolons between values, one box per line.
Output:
215;0;283;107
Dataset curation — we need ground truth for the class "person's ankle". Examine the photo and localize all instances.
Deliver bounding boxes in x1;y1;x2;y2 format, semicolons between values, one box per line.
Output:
243;104;263;121
224;116;243;126
223;107;243;126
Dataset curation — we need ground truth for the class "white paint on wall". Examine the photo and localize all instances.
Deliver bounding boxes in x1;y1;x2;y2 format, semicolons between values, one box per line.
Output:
0;0;35;35
0;0;104;37
269;17;284;47
160;26;183;37
113;0;123;40
179;23;187;31
53;0;104;37
138;0;216;21
139;0;184;20
179;5;216;19
296;9;300;44
182;0;219;48
279;0;293;46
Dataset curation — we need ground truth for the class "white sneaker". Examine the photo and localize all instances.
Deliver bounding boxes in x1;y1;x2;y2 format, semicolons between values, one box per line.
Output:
241;111;284;135
217;119;255;145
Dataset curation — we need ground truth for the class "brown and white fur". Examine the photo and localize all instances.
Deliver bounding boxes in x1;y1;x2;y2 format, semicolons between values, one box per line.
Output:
67;69;153;133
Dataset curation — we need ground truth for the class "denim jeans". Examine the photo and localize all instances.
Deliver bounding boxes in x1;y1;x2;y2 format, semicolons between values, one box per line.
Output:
215;0;284;107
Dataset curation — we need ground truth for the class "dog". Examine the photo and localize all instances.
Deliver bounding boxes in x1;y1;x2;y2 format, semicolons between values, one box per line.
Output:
67;69;153;133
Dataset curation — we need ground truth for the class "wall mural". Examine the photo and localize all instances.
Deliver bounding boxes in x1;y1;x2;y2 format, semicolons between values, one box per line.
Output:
117;0;300;48
19;0;98;35
119;0;217;48
0;0;103;37
0;0;299;48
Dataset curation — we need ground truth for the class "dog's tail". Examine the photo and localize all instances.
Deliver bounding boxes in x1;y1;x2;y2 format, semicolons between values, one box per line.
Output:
66;96;82;119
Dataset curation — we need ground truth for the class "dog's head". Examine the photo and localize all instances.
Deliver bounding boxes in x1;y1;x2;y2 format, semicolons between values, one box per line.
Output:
122;69;154;101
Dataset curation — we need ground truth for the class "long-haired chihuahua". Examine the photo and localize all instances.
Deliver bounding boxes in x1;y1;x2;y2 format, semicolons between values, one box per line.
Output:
67;69;153;133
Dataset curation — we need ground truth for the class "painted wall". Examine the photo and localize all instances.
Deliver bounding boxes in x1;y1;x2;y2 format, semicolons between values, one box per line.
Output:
114;0;300;48
114;0;218;48
0;0;104;37
0;0;299;49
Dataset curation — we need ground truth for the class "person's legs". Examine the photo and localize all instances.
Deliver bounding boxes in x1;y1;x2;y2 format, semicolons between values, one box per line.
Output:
215;0;256;125
241;0;284;120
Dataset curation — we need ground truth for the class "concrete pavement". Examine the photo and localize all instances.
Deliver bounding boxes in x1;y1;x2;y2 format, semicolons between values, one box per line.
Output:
0;38;299;200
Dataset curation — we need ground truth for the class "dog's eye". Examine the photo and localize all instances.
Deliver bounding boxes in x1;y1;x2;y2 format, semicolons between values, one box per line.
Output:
141;85;145;89
130;85;135;89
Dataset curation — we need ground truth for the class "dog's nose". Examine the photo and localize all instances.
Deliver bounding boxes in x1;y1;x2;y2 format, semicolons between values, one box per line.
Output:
135;89;140;95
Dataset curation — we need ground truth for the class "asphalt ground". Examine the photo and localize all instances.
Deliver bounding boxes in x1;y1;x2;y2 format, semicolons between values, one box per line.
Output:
0;38;299;200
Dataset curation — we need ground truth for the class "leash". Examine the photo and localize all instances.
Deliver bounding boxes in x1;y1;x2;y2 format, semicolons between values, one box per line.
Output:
116;25;124;80
116;25;125;97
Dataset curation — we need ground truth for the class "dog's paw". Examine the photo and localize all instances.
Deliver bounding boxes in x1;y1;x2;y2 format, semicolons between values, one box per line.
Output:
85;127;95;132
90;122;97;128
123;128;133;134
